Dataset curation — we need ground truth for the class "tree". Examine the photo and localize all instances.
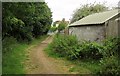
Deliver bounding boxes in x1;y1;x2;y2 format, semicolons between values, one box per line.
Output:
70;3;108;23
58;18;68;32
50;26;57;32
2;2;52;41
2;3;34;41
32;2;52;37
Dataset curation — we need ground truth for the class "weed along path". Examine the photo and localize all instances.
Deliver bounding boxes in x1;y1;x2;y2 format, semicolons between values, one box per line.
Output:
25;36;76;74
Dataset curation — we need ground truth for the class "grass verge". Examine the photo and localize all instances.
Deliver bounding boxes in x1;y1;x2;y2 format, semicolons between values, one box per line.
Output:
45;46;101;74
2;35;48;74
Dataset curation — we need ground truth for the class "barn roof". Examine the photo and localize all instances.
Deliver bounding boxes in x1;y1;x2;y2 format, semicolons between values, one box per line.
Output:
69;9;119;26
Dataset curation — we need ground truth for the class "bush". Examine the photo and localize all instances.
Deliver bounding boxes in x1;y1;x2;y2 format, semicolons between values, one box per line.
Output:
102;37;120;57
48;34;104;60
48;35;119;60
78;41;104;60
50;34;79;60
97;56;120;76
47;35;120;75
96;37;120;76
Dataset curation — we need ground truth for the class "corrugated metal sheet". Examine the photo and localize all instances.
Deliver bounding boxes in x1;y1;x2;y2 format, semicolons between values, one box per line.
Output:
69;9;119;26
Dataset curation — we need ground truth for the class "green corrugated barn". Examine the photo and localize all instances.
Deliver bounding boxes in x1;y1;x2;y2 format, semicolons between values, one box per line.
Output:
69;9;120;41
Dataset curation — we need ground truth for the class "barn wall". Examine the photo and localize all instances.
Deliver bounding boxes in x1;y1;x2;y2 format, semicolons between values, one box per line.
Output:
106;20;119;37
118;20;120;37
69;25;105;41
106;14;120;37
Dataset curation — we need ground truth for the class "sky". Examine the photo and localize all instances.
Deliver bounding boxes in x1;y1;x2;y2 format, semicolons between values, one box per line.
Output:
45;0;120;22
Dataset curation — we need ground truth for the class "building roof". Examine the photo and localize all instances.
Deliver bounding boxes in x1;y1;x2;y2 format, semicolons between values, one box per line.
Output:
69;9;119;26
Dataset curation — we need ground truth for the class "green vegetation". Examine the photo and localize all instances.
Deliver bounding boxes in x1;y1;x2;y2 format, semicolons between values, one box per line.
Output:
2;2;52;74
97;56;120;75
2;2;52;40
70;3;108;23
3;37;27;74
45;34;79;59
45;34;103;60
45;34;120;75
50;26;57;32
97;38;120;75
58;18;68;32
3;35;48;74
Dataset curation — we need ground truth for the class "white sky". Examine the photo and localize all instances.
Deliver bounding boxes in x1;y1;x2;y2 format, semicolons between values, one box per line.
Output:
45;0;119;22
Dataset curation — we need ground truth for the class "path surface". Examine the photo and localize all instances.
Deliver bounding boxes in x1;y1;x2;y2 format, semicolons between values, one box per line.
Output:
25;36;75;74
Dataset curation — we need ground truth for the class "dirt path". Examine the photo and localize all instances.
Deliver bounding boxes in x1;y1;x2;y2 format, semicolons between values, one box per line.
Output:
25;36;75;74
